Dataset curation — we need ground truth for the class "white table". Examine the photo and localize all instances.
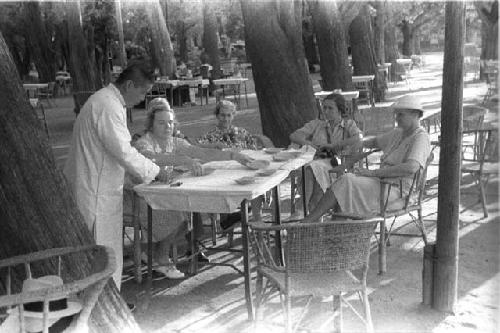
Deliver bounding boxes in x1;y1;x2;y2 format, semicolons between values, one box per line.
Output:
23;83;48;99
213;77;249;108
134;147;315;319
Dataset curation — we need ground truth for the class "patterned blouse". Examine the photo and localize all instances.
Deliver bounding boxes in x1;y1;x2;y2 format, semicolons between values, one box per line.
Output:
134;132;191;155
198;125;258;150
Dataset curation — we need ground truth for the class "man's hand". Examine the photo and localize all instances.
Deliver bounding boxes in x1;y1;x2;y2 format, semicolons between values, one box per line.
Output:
190;160;203;176
231;152;254;165
156;166;172;182
353;167;375;177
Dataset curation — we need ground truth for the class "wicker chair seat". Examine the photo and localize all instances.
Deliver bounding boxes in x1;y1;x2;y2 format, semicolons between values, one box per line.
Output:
258;266;362;297
462;161;499;174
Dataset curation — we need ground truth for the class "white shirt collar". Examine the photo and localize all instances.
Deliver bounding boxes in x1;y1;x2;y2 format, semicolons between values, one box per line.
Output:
108;83;126;107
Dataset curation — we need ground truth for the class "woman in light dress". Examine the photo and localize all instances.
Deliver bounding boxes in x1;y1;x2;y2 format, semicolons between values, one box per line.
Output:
289;93;362;211
301;95;431;222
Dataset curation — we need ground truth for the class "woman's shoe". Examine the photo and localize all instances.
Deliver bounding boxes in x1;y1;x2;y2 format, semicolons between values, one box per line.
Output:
153;265;185;280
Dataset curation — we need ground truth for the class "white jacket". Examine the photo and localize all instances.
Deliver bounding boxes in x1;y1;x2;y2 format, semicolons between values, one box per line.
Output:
64;84;159;287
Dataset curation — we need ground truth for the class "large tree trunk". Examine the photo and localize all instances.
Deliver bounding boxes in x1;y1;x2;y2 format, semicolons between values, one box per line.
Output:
66;1;100;92
145;0;175;77
241;0;318;147
433;1;465;313
311;0;352;90
0;32;141;333
115;0;127;68
373;1;386;64
202;0;222;79
23;2;56;82
349;5;385;102
385;24;399;81
400;20;414;56
302;10;318;71
475;1;498;79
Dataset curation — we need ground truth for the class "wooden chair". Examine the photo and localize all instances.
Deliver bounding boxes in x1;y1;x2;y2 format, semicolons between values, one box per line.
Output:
37;82;56;107
123;184;143;283
375;152;434;274
395;59;412;89
352;79;374;106
461;128;498;218
249;217;381;333
145;82;171;110
0;245;115;333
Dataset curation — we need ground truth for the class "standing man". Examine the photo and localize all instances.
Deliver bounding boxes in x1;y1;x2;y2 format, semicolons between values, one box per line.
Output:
64;62;169;290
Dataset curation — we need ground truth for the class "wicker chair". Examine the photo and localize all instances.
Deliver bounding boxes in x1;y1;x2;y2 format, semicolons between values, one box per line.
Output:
249;218;381;333
461;128;498;218
0;245;115;333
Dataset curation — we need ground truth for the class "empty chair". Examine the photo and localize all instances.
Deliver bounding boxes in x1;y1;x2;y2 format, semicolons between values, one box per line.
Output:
250;217;381;333
37;82;56;107
461;128;498;218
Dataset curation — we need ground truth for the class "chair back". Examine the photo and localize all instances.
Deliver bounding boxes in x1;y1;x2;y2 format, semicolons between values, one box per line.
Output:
0;245;115;333
413;152;434;206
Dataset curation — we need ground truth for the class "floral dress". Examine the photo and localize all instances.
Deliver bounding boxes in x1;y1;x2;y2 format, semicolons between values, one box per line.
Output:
198;126;259;150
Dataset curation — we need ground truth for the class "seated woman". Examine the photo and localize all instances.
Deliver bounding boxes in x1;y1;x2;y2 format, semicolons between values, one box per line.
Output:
197;99;273;150
289;93;362;211
197;100;273;229
301;95;431;223
132;98;251;278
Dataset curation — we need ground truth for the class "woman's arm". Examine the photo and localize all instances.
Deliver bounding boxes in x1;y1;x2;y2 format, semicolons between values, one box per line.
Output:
355;159;420;178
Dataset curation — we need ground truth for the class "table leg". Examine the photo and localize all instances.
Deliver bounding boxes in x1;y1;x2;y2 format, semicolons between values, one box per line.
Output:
272;186;284;265
241;199;254;321
301;166;308;217
146;204;153;306
188;212;198;275
244;82;248;107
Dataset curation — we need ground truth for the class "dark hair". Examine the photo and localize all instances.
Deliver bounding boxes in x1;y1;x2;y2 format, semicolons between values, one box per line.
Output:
324;93;347;117
214;100;236;116
115;61;155;87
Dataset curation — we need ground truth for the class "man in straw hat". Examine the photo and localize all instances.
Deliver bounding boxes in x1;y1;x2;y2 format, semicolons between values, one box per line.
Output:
300;94;431;221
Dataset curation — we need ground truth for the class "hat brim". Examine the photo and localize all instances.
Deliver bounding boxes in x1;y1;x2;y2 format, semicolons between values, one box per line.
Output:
393;107;424;117
8;301;82;319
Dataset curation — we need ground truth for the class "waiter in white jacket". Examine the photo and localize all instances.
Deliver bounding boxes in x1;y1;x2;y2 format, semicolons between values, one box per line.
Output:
64;62;170;290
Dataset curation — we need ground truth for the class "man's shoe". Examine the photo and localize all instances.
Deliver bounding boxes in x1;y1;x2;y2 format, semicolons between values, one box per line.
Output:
185;250;210;263
154;265;185;279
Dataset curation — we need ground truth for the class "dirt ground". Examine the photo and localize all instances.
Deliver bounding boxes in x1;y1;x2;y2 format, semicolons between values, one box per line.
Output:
44;52;499;333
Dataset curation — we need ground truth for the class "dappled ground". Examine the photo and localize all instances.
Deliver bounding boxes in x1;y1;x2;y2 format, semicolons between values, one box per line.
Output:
42;52;499;332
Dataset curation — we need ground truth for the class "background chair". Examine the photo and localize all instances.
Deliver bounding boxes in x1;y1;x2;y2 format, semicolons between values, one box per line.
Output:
249;217;381;333
352;79;374;106
461;128;498;218
37;82;56;107
0;245;115;333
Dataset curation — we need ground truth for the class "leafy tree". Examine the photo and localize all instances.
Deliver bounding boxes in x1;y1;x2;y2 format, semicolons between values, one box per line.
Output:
397;2;444;56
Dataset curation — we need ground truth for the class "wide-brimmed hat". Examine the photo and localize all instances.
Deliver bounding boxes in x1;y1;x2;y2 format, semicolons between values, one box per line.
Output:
7;275;82;332
392;95;424;117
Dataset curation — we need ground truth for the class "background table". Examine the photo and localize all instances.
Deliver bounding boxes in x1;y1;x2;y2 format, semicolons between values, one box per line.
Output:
134;147;315;319
23;83;48;99
213;77;249;108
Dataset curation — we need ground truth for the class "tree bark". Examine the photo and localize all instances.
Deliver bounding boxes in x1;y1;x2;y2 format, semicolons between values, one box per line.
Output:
373;1;386;64
241;0;318;146
400;20;414;56
66;0;100;92
311;0;352;90
115;0;127;68
302;9;318;71
0;31;141;333
145;0;175;77
349;5;385;102
202;0;222;79
23;2;56;82
433;1;465;313
474;1;498;79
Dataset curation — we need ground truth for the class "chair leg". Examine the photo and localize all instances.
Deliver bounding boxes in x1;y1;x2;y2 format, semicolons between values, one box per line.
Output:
478;178;488;218
210;214;218;246
333;294;343;333
361;289;374;333
133;224;142;284
255;273;264;321
171;244;178;266
378;219;387;275
418;208;428;245
285;292;292;333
